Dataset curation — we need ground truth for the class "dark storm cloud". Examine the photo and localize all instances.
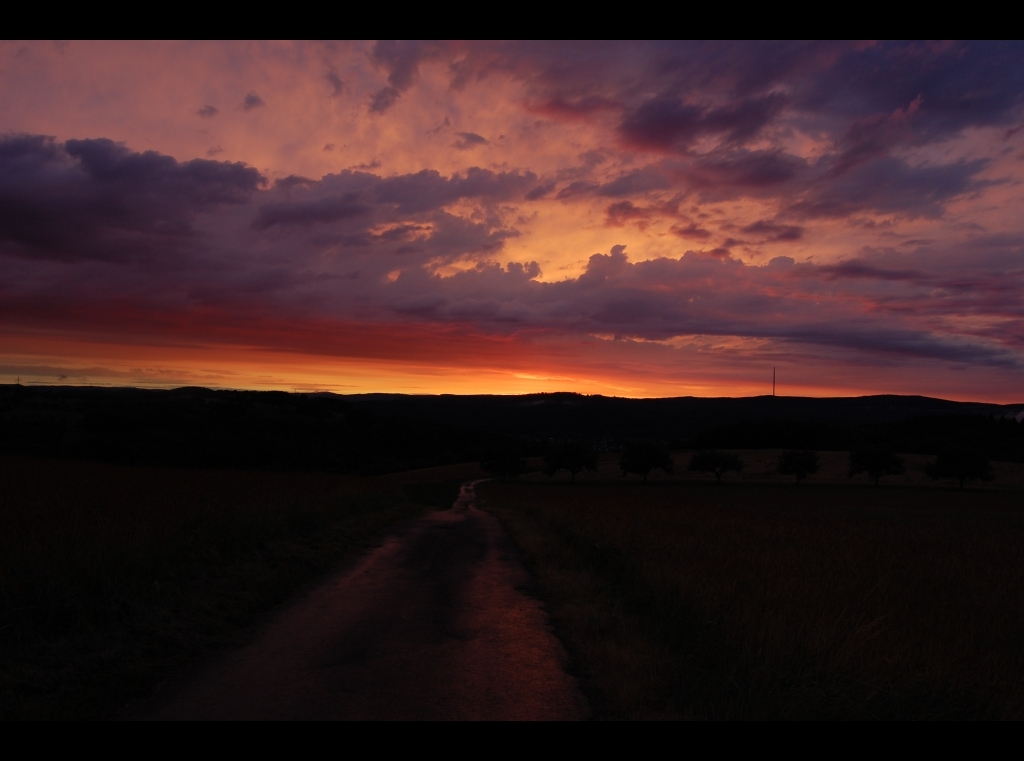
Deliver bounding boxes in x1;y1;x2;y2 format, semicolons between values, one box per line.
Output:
816;261;923;282
555;180;598;200
369;88;401;114
373;223;429;242
686;150;804;192
596;166;672;196
391;248;1023;368
62;138;259;205
0;134;528;276
507;40;1024;144
325;71;344;96
452;132;487;150
248;167;538;234
344;41;1023;230
196;105;218;118
605;201;650;226
741;221;804;241
671;223;712;239
618;93;788;152
381;41;1024;162
790;157;989;219
3;128;1020;373
5;41;1024;385
241;92;265;110
525;182;555;200
368;40;443;114
446;40;1021;215
372;167;537;213
794;41;1024;137
251;193;369;229
0;134;263;261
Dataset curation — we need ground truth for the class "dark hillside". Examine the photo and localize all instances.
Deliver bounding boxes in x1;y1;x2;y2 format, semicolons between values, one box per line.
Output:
0;385;485;474
347;392;1019;441
693;415;1024;462
347;392;1024;461
3;385;1022;470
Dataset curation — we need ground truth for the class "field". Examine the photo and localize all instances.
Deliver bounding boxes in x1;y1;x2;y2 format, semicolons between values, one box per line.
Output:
8;445;1023;721
529;449;1024;489
478;478;1024;719
0;456;473;720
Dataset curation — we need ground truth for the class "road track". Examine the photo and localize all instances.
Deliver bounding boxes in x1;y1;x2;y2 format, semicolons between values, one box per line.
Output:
146;482;588;720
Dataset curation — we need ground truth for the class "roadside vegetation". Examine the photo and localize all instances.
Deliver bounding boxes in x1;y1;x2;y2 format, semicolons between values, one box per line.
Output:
0;456;466;720
479;480;1024;719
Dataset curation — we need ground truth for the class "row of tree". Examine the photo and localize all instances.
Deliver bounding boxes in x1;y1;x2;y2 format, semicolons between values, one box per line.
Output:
777;447;993;488
481;439;995;489
691;414;1024;463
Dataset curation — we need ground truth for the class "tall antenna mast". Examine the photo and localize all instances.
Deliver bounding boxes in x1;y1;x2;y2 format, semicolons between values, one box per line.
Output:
773;367;776;397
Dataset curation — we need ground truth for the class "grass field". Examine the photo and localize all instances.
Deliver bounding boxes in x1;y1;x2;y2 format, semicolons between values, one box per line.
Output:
478;480;1024;719
0;456;472;720
528;449;1024;489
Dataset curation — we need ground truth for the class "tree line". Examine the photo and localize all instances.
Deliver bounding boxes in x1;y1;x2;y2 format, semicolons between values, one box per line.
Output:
482;439;996;489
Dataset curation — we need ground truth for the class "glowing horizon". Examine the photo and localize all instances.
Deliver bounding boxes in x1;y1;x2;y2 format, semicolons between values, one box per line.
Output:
2;41;1023;403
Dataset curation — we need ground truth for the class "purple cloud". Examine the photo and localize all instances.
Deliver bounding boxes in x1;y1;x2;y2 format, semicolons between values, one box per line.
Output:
0;135;263;261
453;132;488;150
368;40;443;113
741;221;803;241
241;92;265;111
619;93;787;152
4;39;1024;396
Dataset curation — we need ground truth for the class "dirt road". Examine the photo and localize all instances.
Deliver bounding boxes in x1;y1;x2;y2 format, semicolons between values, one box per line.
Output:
146;483;588;720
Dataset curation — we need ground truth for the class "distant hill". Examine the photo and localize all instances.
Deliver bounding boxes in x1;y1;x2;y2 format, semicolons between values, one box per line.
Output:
344;392;1022;441
0;384;485;474
3;385;1023;471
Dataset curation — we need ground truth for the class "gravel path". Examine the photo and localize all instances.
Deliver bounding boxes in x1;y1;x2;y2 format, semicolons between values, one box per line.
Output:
146;482;588;720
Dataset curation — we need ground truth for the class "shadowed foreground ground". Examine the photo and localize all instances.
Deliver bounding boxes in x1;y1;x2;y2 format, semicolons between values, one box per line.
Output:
479;481;1024;719
144;483;587;720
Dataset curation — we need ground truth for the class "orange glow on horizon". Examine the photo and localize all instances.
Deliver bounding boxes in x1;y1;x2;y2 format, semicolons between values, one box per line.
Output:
3;324;1021;404
1;42;1023;404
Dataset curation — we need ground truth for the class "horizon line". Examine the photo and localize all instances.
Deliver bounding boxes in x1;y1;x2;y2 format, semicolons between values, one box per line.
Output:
3;381;1023;409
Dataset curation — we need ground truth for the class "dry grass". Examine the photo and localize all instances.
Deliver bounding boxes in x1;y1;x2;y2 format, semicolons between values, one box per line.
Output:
0;456;470;719
479;480;1024;719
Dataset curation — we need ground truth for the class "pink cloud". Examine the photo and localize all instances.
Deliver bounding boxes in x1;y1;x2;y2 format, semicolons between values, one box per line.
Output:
1;41;1023;399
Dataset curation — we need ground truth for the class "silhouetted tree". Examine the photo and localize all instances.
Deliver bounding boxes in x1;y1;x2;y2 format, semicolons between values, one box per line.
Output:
848;448;905;486
620;440;674;481
480;439;528;481
778;449;818;484
926;448;993;489
544;440;598;482
688;450;743;484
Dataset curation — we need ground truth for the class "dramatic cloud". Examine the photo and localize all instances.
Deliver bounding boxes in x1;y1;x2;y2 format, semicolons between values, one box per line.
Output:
251;192;368;230
368;40;443;113
1;41;1022;399
741;221;803;242
0;135;263;261
453;132;487;150
619;93;788;152
325;71;344;96
241;91;265;111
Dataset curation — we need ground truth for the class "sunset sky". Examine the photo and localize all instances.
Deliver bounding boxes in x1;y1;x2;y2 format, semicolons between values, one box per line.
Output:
2;40;1023;400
